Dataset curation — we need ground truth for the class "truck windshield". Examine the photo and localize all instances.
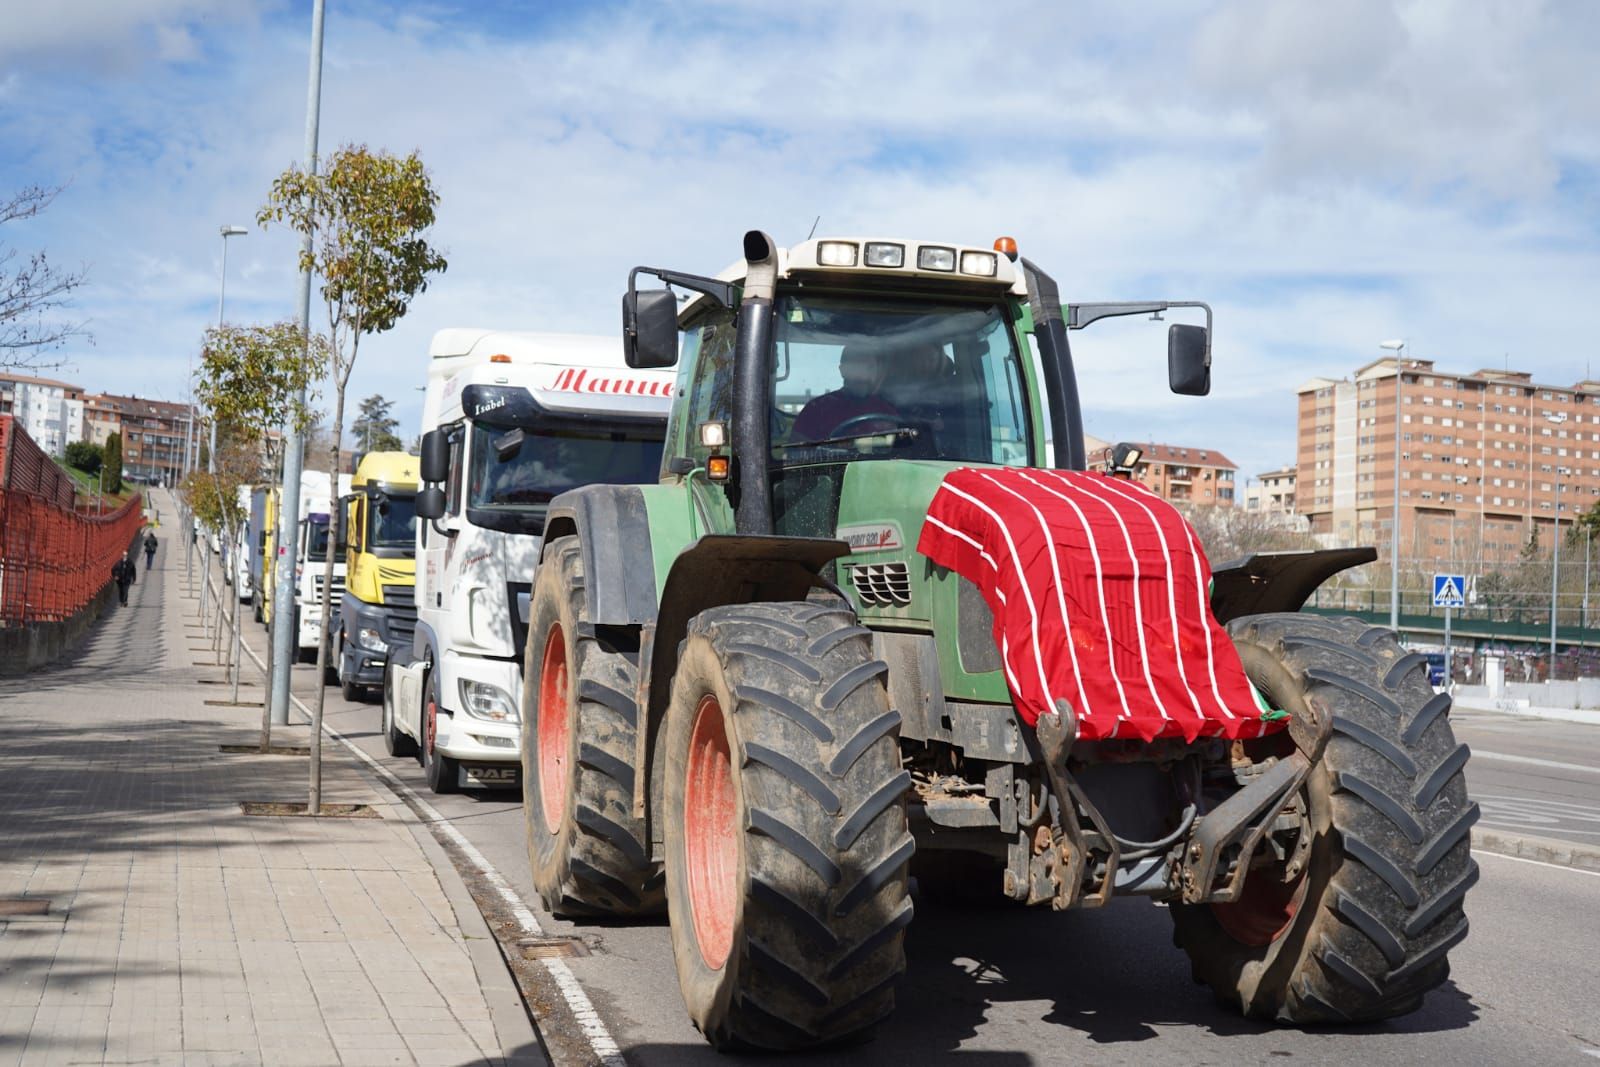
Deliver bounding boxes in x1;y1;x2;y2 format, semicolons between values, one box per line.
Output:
769;294;1031;465
369;494;416;549
468;424;665;515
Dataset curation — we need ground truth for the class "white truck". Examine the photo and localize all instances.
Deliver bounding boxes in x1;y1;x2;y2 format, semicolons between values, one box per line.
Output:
258;470;354;660
383;330;675;793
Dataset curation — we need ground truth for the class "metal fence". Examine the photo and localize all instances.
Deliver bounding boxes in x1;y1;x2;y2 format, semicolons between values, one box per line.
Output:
0;417;145;626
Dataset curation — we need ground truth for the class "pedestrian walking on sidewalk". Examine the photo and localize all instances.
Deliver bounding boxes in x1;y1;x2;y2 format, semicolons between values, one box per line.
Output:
143;530;158;570
112;556;136;606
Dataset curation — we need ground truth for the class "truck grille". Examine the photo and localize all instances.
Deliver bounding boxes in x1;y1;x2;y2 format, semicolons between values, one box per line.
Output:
848;562;911;608
383;583;418;648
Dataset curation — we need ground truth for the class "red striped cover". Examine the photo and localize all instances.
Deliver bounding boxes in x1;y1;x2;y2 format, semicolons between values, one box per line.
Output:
916;467;1280;742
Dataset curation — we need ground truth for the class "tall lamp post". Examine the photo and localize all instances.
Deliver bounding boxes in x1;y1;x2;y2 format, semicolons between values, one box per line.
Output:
1381;339;1407;630
209;225;249;474
1548;411;1569;670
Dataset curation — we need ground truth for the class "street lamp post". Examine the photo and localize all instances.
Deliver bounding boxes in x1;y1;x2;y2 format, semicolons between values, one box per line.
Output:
1548;410;1569;672
209;226;248;475
1381;340;1407;630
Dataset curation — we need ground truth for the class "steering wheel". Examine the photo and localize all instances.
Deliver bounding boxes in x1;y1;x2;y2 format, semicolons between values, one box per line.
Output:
828;412;902;439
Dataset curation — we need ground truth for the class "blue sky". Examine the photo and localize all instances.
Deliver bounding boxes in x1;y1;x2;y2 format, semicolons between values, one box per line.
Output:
2;0;1598;481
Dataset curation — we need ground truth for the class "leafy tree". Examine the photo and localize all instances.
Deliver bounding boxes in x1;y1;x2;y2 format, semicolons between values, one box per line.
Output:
102;432;122;494
195;321;329;747
64;439;102;474
259;144;447;812
350;393;402;453
1;185;89;370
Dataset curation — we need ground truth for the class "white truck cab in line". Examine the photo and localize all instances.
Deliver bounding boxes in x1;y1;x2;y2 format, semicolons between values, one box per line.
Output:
384;330;675;793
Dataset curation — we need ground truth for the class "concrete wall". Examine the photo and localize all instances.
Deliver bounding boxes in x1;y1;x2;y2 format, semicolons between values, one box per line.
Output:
0;540;136;676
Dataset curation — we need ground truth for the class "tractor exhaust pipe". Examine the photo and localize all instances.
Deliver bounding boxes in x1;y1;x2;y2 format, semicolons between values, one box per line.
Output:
732;230;778;535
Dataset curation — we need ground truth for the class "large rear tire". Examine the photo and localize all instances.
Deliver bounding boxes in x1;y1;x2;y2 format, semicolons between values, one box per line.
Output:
663;602;913;1051
521;536;661;917
1172;613;1479;1023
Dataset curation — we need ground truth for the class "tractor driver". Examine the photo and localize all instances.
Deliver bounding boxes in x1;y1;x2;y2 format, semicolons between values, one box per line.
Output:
791;343;901;442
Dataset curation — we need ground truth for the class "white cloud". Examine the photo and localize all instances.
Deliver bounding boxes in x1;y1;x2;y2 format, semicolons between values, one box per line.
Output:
2;0;1596;484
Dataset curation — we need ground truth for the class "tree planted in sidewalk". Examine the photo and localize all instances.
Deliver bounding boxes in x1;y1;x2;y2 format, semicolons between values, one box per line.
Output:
259;144;447;813
195;321;329;750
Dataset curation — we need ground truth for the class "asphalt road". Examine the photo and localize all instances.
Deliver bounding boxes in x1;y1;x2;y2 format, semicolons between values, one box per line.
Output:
260;634;1600;1066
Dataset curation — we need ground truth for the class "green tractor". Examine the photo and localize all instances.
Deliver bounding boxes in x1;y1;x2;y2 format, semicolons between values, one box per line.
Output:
519;231;1477;1050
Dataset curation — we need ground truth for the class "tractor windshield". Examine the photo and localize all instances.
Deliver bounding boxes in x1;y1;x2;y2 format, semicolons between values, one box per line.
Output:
770;294;1032;466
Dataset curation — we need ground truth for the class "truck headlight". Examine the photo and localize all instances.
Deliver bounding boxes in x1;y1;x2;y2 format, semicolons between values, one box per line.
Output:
458;679;519;723
357;626;389;654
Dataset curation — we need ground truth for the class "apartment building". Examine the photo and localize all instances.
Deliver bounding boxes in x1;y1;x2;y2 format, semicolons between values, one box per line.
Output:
84;393;197;485
1087;436;1238;506
1297;357;1600;566
0;373;85;455
1245;466;1297;513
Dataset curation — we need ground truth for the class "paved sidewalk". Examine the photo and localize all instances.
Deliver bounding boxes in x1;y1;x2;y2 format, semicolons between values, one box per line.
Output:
0;498;541;1066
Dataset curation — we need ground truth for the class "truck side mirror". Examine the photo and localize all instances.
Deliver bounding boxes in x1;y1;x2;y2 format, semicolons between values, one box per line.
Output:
415;486;445;520
1168;323;1211;396
623;288;680;369
419;430;449;483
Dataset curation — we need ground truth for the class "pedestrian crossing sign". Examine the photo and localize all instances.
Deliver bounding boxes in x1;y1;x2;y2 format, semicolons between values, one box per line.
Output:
1433;573;1466;608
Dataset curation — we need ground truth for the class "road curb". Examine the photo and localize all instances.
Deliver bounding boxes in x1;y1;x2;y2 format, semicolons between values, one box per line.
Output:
1472;827;1600;872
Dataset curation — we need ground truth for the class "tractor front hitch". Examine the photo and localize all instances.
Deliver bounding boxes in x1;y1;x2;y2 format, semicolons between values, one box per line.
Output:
1034;703;1120;910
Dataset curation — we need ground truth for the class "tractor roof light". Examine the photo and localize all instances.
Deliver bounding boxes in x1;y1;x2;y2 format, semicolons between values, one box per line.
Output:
817;241;859;267
960;251;998;277
1111;442;1144;476
994;236;1018;261
864;242;904;268
490;353;511;363
917;246;956;272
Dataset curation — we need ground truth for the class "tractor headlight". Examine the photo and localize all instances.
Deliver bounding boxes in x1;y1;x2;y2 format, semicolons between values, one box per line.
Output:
357;626;389;654
959;251;998;277
817;240;858;267
917;246;956;272
864;242;904;268
458;679;519;723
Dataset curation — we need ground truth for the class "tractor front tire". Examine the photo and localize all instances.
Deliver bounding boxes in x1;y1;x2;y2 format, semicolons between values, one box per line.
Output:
663;602;914;1051
1172;613;1479;1023
521;536;661;917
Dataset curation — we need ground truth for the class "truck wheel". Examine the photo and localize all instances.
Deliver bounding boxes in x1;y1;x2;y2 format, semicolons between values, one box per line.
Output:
381;657;417;758
521;536;660;917
422;672;460;794
663;602;913;1051
1171;613;1479;1023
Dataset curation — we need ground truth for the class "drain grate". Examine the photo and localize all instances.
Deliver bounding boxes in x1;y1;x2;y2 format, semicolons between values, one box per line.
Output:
220;744;309;755
517;937;590;960
0;898;50;917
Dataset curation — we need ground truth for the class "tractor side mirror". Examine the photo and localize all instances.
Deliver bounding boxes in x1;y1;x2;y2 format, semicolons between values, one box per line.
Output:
419;430;449;483
623;288;680;369
415;486;445;520
1168;323;1211;396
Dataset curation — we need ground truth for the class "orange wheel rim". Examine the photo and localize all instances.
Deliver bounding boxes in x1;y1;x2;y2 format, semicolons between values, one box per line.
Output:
537;623;571;834
684;693;737;970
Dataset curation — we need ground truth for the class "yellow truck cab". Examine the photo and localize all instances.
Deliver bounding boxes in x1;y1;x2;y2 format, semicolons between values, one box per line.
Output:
334;451;420;700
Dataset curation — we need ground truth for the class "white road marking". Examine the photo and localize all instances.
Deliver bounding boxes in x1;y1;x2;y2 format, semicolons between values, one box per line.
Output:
1473;849;1600;879
233;629;628;1067
1471;750;1600;776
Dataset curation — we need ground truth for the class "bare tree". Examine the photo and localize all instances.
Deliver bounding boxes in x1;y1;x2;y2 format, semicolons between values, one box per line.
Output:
1;185;89;370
